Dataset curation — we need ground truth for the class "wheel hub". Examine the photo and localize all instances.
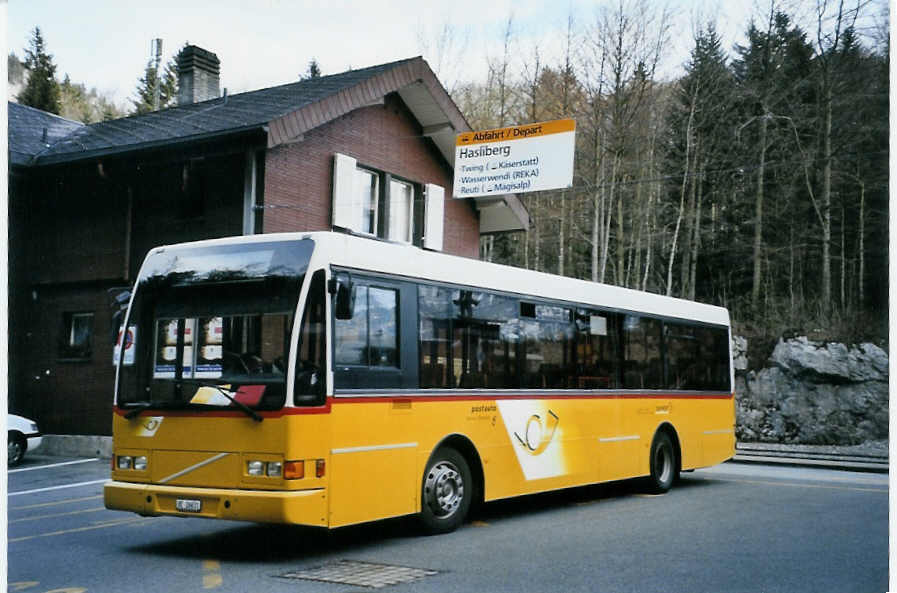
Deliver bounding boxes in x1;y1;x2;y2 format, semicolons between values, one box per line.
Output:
425;460;464;517
9;439;24;464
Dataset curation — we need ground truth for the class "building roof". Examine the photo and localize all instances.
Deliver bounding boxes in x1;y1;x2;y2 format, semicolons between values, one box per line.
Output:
8;56;528;231
13;57;469;167
8;102;84;166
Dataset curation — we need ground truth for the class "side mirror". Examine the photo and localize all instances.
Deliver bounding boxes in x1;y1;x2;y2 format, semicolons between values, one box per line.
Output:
329;272;355;320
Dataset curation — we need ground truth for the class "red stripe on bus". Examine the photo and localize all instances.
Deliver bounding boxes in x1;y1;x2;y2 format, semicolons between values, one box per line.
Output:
113;391;732;419
331;392;734;404
113;404;332;419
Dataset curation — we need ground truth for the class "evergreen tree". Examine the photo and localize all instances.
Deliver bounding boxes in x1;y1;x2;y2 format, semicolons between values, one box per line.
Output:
59;73;125;123
731;11;814;315
664;23;737;302
8;52;26;85
301;58;322;80
131;53;178;115
18;27;61;114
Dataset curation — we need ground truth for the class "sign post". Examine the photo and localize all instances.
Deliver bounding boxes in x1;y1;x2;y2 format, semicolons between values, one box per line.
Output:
453;118;576;198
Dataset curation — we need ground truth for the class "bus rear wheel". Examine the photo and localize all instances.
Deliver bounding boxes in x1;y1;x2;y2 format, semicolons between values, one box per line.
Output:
648;431;678;494
419;448;472;534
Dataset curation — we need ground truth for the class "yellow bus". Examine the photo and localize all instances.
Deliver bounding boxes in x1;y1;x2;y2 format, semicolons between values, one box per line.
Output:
105;231;734;533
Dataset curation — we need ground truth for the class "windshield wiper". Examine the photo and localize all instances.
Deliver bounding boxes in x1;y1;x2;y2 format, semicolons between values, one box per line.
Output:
123;400;190;419
123;402;154;420
177;379;263;422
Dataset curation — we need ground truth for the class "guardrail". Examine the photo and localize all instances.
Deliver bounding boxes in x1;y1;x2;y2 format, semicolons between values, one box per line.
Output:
732;443;888;473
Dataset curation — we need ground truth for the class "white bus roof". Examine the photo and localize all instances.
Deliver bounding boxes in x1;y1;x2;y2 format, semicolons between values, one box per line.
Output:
147;231;730;327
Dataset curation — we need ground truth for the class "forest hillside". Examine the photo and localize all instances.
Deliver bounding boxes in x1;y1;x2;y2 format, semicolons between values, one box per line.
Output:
443;1;888;350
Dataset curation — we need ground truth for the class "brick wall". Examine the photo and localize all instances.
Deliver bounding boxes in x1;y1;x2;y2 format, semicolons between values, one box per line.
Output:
26;166;129;284
262;93;479;258
19;284;119;435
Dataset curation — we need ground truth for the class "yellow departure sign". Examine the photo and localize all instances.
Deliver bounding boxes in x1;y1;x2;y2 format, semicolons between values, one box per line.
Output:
454;118;576;198
456;119;575;146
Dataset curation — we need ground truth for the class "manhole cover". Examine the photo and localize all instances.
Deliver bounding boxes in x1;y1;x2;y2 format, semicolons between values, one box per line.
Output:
279;560;438;589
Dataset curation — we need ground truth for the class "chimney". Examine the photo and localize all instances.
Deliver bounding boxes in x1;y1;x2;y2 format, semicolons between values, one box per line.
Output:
177;45;220;105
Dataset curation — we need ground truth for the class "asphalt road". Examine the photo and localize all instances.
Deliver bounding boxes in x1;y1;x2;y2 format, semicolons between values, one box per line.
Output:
7;455;888;593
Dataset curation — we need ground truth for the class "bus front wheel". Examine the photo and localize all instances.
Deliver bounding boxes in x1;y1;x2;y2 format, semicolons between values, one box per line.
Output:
648;431;678;494
419;448;472;534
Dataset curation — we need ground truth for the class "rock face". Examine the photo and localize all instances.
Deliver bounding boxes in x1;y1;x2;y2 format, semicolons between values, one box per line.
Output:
735;337;889;444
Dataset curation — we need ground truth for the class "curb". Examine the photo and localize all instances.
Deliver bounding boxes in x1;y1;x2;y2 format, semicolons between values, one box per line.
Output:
37;435;113;459
729;454;889;474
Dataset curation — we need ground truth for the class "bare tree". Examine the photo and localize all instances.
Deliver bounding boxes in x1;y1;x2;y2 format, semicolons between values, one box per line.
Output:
582;0;671;286
811;0;862;312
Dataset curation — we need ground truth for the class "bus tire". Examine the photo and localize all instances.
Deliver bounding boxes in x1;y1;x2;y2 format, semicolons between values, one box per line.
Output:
419;448;472;534
648;431;677;494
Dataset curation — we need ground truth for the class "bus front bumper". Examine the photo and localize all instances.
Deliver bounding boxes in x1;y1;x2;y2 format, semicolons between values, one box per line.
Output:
104;480;328;526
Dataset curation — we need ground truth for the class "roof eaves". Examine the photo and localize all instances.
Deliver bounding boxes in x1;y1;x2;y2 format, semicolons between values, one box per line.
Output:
30;123;268;167
266;56;457;150
9;101;85;127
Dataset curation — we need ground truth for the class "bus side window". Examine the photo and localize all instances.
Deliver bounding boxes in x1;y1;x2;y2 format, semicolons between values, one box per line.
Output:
419;285;519;389
574;310;620;389
295;270;326;405
334;284;399;368
623;315;663;389
664;322;699;390
332;275;416;391
702;326;731;392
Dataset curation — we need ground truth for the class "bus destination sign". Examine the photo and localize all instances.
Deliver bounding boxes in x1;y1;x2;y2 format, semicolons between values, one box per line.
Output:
453;118;575;198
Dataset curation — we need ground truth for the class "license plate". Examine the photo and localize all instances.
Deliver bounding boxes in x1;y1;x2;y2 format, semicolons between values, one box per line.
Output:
175;498;202;513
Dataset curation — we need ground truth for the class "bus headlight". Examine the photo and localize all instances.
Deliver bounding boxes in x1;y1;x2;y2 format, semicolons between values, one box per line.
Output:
117;456;133;470
266;461;283;477
247;461;265;476
133;456;148;471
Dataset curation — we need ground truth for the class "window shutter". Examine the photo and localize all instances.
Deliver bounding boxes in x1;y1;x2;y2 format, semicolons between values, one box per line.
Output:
423;183;444;251
332;153;357;231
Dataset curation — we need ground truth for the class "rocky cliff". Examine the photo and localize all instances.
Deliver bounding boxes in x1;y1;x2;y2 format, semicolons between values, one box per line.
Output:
734;336;889;444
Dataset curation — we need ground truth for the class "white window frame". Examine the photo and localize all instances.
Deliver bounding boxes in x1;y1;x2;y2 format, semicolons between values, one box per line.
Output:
356;167;380;237
332;153;444;250
387;177;414;244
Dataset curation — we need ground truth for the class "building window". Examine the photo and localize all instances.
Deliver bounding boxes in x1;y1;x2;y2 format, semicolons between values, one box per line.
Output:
387;178;414;243
349;167;415;243
60;312;94;360
356;168;379;236
332;154;431;246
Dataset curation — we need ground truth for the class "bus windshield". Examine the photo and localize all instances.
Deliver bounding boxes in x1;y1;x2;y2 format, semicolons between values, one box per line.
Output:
116;239;315;413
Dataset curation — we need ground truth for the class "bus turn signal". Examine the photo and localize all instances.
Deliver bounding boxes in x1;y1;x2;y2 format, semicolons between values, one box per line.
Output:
284;460;304;479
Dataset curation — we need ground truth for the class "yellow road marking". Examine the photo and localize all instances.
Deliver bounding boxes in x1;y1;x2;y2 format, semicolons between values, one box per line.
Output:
11;495;103;511
203;574;223;589
698;476;887;493
10;507;107;523
7;582;40;591
471;520;490;527
44;589;86;593
9;516;150;543
203;558;223;589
